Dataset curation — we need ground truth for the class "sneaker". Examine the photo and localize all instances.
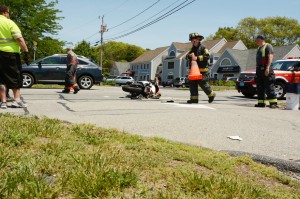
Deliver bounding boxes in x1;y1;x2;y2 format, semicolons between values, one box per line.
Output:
74;86;80;94
6;96;14;102
11;101;27;108
0;102;7;109
62;89;70;93
208;92;216;103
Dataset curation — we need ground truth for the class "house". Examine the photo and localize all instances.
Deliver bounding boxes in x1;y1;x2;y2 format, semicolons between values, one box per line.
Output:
110;62;131;76
161;38;246;83
211;44;300;80
129;46;169;81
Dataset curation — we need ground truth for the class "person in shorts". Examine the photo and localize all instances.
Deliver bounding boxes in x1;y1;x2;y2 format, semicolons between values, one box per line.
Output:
0;4;29;109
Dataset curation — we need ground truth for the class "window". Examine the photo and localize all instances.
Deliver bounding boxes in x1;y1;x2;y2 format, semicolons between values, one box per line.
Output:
78;59;88;65
167;75;173;80
169;51;176;57
43;57;60;64
168;62;174;69
220;58;231;66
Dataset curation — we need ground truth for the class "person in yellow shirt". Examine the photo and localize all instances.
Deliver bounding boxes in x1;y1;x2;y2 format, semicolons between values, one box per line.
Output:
0;4;29;109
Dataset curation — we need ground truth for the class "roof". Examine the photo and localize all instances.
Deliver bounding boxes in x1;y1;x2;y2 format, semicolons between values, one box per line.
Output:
216;41;240;56
226;44;299;71
131;46;169;63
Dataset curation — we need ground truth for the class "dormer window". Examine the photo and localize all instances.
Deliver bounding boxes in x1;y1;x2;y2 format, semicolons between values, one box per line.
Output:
169;51;176;58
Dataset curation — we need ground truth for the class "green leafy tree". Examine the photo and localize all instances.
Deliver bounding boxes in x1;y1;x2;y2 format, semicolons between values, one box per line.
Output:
2;0;64;59
213;16;300;48
91;41;145;73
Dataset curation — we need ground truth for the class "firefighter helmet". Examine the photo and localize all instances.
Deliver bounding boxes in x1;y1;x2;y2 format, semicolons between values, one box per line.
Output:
189;32;204;41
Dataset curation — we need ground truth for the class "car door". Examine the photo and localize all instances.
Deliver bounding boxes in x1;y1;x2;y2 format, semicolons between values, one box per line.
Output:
36;56;66;83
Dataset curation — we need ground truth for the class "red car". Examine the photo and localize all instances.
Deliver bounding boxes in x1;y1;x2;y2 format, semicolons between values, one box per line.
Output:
236;58;300;99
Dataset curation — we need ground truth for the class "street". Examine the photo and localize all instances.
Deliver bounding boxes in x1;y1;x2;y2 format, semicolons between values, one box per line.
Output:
2;86;300;164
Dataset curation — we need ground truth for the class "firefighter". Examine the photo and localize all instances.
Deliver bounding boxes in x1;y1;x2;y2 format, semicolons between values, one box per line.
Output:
255;35;278;108
62;46;80;94
186;32;216;103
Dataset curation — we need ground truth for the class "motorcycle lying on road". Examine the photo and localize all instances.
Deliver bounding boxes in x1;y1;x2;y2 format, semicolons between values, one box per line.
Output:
122;81;161;99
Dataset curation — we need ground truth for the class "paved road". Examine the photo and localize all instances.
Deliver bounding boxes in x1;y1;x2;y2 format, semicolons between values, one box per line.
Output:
2;86;300;165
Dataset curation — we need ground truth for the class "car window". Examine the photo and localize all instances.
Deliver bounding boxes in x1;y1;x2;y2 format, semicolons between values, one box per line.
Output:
272;61;298;71
43;57;61;64
78;59;88;65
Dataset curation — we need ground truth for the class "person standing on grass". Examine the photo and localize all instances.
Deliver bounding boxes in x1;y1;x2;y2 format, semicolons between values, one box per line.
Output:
0;4;30;109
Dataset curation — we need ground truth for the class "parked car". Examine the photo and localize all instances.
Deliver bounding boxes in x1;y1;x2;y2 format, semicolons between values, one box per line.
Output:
22;54;103;89
162;79;174;87
115;76;134;85
173;77;186;88
104;75;117;82
236;58;300;99
224;77;238;82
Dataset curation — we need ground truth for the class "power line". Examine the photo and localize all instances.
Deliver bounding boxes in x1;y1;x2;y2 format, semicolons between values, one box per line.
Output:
103;0;131;16
108;0;161;31
104;0;195;41
107;0;182;38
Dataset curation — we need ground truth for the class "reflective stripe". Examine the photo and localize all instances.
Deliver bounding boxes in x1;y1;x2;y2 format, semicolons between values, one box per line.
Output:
208;92;215;97
261;43;268;57
258;100;265;103
269;99;277;103
199;68;208;72
198;55;203;61
0;38;15;42
191;96;198;100
204;49;209;54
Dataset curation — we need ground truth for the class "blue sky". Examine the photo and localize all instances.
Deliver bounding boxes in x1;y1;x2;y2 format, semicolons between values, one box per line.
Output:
52;0;300;49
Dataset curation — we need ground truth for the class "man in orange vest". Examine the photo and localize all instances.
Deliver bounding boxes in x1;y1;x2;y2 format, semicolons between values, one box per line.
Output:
62;46;80;94
255;35;278;108
186;32;215;104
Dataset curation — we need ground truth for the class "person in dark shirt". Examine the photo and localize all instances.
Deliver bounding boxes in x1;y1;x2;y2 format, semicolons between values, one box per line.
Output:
255;35;278;108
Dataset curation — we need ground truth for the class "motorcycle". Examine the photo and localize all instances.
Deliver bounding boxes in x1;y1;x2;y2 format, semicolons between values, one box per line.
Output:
122;81;161;99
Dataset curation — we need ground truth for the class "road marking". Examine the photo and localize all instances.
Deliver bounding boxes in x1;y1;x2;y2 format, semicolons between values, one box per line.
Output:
165;103;216;110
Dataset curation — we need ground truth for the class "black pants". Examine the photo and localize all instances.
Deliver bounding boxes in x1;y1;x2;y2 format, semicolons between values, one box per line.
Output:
0;51;22;89
65;64;77;87
255;66;276;101
189;73;212;99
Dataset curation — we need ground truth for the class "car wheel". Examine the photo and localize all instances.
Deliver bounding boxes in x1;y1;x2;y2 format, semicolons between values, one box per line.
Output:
78;75;93;89
241;92;255;98
22;73;34;88
274;82;286;99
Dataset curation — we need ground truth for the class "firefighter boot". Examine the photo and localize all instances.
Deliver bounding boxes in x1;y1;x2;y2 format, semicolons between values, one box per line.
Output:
255;100;266;108
208;92;216;103
187;99;198;104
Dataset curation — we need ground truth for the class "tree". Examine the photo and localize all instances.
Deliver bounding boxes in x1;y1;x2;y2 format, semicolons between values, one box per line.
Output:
213;16;300;48
92;41;146;73
2;0;64;59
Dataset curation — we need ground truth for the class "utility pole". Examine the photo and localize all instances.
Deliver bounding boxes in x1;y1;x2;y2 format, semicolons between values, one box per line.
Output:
100;15;107;69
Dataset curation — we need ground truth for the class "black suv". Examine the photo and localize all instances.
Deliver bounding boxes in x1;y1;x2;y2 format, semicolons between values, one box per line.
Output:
22;54;103;89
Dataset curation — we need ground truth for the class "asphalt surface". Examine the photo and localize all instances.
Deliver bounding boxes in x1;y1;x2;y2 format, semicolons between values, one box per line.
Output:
2;86;300;174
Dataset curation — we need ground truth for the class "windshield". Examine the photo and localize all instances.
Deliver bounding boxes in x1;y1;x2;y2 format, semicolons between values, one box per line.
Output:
272;61;298;71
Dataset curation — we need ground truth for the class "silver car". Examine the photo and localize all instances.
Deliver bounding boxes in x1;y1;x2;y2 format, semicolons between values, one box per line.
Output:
115;76;134;86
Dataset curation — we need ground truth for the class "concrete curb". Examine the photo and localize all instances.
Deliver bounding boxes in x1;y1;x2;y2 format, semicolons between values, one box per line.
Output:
223;150;300;174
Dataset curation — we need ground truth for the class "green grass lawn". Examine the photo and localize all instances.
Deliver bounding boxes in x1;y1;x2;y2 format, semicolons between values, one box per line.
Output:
0;113;299;198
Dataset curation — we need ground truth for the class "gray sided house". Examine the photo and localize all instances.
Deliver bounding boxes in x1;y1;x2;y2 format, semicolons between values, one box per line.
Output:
211;44;300;80
161;38;231;83
110;62;130;76
130;46;169;81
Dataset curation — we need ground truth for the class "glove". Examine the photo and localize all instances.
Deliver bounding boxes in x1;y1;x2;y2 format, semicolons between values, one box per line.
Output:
23;52;30;66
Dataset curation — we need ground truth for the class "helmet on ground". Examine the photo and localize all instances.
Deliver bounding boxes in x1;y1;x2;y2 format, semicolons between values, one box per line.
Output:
189;32;204;41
